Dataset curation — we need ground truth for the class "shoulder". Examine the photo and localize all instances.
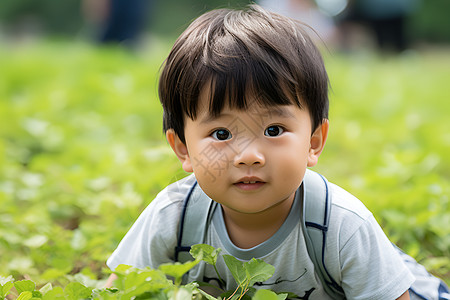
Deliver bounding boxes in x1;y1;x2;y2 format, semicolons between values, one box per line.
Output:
147;173;197;243
123;173;198;247
323;179;415;299
147;173;197;215
326;180;375;248
329;182;373;222
106;174;197;270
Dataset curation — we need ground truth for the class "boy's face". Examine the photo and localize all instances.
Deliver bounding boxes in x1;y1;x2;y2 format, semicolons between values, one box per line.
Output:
167;90;328;216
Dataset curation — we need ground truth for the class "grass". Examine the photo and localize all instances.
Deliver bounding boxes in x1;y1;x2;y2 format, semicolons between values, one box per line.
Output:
0;40;449;287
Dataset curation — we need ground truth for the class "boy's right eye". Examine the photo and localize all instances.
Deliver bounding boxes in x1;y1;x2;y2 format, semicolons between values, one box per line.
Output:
211;129;232;141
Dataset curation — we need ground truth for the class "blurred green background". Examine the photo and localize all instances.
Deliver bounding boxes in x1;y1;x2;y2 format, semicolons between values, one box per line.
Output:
0;0;449;292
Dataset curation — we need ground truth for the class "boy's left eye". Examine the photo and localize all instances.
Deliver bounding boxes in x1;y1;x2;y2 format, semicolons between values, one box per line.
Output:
264;125;284;137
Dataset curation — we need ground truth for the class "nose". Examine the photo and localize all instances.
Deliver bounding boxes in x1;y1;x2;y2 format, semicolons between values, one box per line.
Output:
233;143;265;167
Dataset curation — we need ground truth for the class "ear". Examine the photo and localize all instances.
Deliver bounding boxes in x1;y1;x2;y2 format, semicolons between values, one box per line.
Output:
307;119;329;167
166;129;193;173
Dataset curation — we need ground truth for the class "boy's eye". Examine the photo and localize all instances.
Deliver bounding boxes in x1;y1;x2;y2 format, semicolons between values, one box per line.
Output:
211;129;232;141
264;125;284;137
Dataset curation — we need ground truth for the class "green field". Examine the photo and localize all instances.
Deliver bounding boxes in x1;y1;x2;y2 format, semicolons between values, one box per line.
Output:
0;41;449;294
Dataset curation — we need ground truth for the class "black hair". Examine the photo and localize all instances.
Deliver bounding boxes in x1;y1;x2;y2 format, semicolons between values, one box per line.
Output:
159;4;329;143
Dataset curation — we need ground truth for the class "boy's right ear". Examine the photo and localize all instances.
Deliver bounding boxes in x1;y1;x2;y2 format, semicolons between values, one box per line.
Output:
166;129;193;173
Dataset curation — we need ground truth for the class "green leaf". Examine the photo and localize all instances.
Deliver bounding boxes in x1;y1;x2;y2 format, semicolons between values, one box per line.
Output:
14;280;36;294
64;282;92;300
275;293;288;300
111;265;173;299
0;277;14;298
91;288;120;300
244;258;275;287
171;286;193;300
252;289;287;300
16;291;32;300
222;255;246;285
114;264;133;273
190;244;222;266
32;290;43;298
39;283;52;295
114;265;170;291
125;269;171;293
197;288;218;300
158;260;199;283
133;291;165;300
0;276;14;286
42;286;64;300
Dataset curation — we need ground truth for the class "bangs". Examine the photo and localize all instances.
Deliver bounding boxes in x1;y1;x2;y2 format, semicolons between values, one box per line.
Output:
188;58;302;120
183;19;304;121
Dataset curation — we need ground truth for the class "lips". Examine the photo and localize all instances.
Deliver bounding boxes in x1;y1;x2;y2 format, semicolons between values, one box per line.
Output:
235;176;264;184
234;176;266;191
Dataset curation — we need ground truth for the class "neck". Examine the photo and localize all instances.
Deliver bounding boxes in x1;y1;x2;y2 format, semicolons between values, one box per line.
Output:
221;195;295;249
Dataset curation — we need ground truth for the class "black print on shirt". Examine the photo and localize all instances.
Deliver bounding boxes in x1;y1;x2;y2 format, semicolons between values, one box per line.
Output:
289;288;315;300
254;268;307;286
203;276;226;290
204;268;315;300
254;268;315;300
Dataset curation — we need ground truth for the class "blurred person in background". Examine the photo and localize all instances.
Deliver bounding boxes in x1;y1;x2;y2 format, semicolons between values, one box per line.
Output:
258;0;338;46
82;0;153;47
336;0;420;53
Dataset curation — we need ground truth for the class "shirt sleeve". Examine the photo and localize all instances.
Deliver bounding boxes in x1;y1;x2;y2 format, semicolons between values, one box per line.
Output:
339;215;415;300
106;176;194;271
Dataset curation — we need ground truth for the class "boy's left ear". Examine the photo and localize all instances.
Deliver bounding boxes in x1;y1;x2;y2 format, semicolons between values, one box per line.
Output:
307;119;329;167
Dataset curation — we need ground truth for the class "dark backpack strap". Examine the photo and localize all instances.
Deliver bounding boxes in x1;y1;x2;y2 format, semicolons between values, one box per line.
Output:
301;169;344;299
175;180;217;263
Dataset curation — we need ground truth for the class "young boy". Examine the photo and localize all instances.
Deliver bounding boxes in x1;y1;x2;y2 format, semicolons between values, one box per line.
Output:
107;5;414;299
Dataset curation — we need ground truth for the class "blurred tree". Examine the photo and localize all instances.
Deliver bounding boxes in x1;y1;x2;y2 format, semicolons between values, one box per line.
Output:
0;0;81;36
409;0;450;43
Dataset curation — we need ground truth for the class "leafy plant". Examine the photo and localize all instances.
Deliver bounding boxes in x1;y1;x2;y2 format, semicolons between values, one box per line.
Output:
190;244;282;300
0;244;287;300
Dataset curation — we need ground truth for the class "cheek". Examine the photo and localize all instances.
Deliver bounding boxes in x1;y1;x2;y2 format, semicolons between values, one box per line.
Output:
273;134;311;159
190;141;231;179
272;136;310;175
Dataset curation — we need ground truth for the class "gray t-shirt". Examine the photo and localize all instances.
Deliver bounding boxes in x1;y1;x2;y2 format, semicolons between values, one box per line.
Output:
107;173;414;299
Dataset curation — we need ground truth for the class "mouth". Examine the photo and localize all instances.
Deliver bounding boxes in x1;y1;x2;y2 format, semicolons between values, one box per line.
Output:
233;177;266;191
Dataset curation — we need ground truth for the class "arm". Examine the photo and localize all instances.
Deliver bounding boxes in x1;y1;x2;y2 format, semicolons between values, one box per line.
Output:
336;215;415;299
104;274;118;288
105;176;193;283
396;291;410;300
